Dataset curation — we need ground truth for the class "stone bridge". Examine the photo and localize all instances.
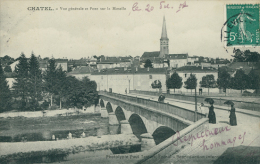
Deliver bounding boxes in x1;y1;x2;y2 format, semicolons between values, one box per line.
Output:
98;91;206;148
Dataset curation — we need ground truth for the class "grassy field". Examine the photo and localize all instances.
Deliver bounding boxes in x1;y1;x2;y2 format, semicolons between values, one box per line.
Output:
0;114;109;142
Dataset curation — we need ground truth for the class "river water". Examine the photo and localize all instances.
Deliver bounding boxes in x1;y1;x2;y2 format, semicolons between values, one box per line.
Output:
0;112;141;163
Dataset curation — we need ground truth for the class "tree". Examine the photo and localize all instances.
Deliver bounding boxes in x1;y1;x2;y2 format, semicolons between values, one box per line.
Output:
144;59;153;68
184;74;197;94
248;69;260;94
64;76;98;109
230;69;249;93
81;77;99;108
217;68;231;96
43;58;57;106
4;65;12;72
200;74;216;95
232;49;260;62
244;50;260;62
12;53;30;110
151;80;162;89
0;55;15;66
232;49;245;62
54;65;67;109
0;60;12;112
166;72;183;93
28;53;42;110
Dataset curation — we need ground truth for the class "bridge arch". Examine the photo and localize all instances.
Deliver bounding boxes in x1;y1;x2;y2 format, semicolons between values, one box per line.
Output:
100;99;105;108
115;106;126;122
152;126;176;145
106;102;113;113
129;114;148;140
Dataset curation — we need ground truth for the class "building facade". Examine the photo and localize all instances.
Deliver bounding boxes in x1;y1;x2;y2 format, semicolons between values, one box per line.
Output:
90;67;168;94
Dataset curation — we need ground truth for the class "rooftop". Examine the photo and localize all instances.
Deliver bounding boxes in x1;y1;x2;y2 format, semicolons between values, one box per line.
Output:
166;54;188;59
91;67;169;75
141;51;160;58
176;66;218;73
67;66;94;75
55;59;68;63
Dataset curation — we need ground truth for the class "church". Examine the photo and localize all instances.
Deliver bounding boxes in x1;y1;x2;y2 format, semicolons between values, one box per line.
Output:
141;16;188;68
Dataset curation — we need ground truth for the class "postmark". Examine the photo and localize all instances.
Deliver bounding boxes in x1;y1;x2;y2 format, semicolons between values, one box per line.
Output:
221;4;260;47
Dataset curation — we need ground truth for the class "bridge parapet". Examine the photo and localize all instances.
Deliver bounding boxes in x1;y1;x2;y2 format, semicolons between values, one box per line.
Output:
135;118;209;164
98;91;206;122
130;90;260;112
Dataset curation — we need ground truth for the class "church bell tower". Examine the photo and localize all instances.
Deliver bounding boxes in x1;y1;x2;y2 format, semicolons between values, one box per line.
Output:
159;16;169;58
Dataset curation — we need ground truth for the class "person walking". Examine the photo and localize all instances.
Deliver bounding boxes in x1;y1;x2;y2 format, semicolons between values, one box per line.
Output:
208;103;216;124
229;104;237;126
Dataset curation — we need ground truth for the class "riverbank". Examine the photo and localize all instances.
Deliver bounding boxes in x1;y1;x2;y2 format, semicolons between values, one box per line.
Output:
0;113;107;142
0;105;98;118
0;134;140;163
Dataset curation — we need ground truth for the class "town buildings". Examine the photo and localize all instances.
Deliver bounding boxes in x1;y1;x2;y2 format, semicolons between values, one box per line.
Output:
90;67;168;94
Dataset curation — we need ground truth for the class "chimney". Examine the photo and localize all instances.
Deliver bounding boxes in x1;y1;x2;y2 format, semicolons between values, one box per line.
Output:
105;56;107;60
147;67;149;71
136;67;138;72
202;65;203;69
124;67;127;71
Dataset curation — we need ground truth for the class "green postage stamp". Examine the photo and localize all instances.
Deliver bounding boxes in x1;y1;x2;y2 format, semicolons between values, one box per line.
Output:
225;4;260;46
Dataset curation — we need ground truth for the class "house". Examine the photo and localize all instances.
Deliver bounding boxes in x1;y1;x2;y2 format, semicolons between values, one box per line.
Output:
165;54;188;68
56;59;68;71
67;66;94;80
187;56;199;65
152;58;168;68
68;59;87;67
97;57;131;70
39;59;48;71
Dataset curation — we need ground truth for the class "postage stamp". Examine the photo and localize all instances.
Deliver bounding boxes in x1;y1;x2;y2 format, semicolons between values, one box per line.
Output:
224;4;260;46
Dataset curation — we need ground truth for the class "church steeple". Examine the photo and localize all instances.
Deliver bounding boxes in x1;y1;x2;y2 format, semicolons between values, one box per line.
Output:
161;16;168;39
159;16;169;58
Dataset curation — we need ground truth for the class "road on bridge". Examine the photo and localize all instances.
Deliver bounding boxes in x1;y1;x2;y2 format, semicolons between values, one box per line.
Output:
128;93;260;164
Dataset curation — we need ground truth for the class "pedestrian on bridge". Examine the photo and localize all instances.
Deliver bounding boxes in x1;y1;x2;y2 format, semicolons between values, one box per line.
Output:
208;102;216;124
229;104;237;126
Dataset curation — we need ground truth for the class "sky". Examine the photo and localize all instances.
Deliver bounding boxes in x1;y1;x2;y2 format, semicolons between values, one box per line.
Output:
0;0;259;60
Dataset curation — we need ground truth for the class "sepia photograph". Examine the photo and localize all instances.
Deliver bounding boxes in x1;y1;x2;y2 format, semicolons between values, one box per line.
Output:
0;0;259;163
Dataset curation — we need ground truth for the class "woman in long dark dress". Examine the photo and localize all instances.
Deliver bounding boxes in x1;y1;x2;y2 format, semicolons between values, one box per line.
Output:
229;104;237;126
208;103;216;124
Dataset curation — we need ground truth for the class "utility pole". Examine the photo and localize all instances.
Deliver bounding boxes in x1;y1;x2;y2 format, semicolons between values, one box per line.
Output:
194;87;198;122
128;79;130;92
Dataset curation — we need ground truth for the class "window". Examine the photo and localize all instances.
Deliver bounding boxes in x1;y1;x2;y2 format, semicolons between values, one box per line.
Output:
149;75;152;79
185;74;187;77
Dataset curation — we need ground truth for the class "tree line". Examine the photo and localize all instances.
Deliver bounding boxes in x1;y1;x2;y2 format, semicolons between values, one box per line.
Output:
0;53;98;113
165;67;259;95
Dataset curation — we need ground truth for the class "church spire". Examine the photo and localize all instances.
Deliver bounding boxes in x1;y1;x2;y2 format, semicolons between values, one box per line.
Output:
161;15;168;39
159;16;169;58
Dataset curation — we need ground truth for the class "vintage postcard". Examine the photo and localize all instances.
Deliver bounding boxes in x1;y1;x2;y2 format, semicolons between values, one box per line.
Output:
0;0;259;164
